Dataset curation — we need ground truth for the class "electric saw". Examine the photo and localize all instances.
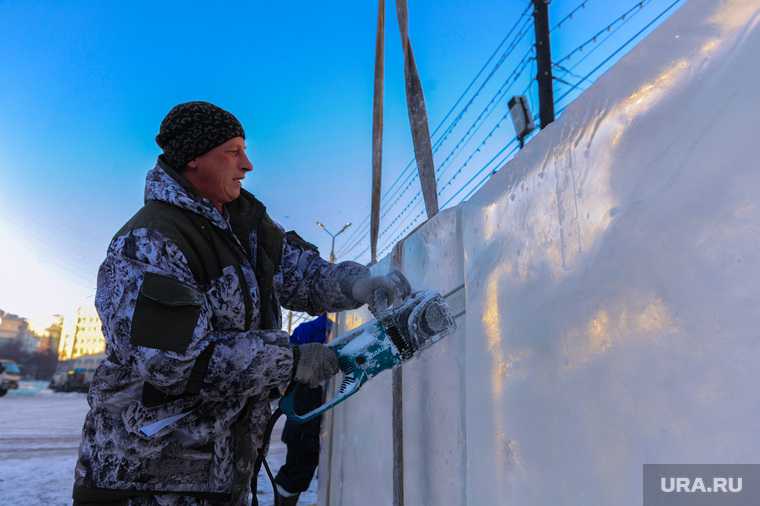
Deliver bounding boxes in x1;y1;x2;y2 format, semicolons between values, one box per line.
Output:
279;286;457;423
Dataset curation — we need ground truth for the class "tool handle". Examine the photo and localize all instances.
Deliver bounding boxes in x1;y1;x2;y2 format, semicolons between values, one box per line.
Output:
279;369;367;423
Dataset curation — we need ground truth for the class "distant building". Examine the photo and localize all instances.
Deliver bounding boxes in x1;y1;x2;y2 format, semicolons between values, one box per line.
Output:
59;306;106;360
0;309;40;352
0;310;27;347
34;314;64;353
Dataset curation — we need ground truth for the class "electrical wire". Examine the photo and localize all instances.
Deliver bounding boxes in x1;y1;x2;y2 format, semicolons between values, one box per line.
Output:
339;40;534;260
375;77;536;260
372;49;535;247
554;0;652;67
366;18;535;237
336;2;535;258
562;0;648;78
554;0;683;108
348;0;685;263
551;0;591;32
350;61;534;261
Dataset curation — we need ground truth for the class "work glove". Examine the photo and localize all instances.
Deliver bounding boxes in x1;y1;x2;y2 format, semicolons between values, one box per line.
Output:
293;343;340;388
351;270;412;313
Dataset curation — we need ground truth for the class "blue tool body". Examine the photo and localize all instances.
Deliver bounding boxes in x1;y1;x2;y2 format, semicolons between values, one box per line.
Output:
280;290;456;423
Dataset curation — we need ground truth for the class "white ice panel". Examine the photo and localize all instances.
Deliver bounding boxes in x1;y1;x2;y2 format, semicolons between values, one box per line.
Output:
461;0;760;504
396;208;467;506
319;257;395;506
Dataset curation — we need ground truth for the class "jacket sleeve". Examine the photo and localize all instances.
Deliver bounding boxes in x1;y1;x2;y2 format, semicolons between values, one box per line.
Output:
274;231;370;315
95;227;294;402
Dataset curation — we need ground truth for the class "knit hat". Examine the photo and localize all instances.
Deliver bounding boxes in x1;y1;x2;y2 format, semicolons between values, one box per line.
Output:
156;101;245;169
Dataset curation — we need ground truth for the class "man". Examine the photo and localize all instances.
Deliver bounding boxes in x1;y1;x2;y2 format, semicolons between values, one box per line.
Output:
73;101;409;506
273;314;333;506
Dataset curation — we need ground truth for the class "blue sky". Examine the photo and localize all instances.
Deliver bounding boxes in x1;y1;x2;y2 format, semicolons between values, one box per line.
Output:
0;0;682;324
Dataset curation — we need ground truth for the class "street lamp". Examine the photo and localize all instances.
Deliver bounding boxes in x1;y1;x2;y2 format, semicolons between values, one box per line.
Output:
508;95;535;149
316;221;352;263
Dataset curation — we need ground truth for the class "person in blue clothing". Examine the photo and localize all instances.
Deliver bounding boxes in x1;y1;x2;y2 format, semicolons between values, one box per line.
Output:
274;314;333;506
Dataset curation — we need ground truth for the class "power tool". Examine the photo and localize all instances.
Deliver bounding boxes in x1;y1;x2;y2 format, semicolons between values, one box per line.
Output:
279;288;457;423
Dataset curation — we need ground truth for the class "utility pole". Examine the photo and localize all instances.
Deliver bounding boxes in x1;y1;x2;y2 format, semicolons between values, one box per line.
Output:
316;221;352;263
533;0;555;129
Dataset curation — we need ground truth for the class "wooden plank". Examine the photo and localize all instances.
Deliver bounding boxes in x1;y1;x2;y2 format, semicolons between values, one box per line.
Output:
395;0;439;219
371;0;385;264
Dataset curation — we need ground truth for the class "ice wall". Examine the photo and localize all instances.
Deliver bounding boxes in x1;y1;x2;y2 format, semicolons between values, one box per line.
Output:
320;0;760;504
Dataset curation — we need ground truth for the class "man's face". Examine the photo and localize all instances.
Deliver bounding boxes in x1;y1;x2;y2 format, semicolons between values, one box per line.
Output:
185;137;252;208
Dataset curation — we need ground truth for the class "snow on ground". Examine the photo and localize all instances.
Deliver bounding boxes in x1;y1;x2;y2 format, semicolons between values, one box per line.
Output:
0;381;317;505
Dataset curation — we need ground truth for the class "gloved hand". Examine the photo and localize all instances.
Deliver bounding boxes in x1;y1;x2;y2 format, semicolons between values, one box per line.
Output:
293;343;340;388
351;270;412;313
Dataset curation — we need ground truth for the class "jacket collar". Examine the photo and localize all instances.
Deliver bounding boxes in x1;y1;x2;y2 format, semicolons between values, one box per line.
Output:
145;157;268;234
145;157;231;230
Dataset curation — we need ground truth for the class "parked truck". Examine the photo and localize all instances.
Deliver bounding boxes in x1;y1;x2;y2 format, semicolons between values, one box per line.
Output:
0;359;22;397
49;353;104;393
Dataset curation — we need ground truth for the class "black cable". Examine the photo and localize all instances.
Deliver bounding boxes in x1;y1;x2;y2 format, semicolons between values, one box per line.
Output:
551;0;591;32
368;17;535;236
351;0;685;263
444;137;520;208
555;0;683;108
553;62;593;84
460;141;523;203
374;87;536;260
555;0;652;67
562;0;647;77
337;2;535;257
254;407;284;505
354;48;535;260
338;3;533;254
452;0;684;211
375;114;529;260
374;50;535;245
376;70;534;258
553;74;587;94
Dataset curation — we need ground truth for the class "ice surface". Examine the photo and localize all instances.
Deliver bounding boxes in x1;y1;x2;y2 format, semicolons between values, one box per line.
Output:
0;382;317;505
323;1;760;504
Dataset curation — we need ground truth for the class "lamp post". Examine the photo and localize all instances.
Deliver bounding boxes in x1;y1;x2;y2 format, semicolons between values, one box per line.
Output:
316;221;352;263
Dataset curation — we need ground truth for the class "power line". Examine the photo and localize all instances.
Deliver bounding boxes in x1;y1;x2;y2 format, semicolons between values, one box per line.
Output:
442;137;520;209
553;74;587;94
374;139;520;259
554;0;683;108
551;0;591;32
350;0;685;263
456;1;684;203
446;0;685;220
435;48;534;182
552;62;593;84
351;52;536;260
339;39;535;260
429;17;534;154
376;50;534;245
369;18;535;234
337;3;535;258
337;3;533;255
375;78;536;260
560;0;646;75
555;0;652;67
436;77;535;198
458;140;523;204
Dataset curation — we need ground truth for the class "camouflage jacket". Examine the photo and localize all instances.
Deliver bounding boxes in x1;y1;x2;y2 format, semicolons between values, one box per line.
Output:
74;159;368;504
